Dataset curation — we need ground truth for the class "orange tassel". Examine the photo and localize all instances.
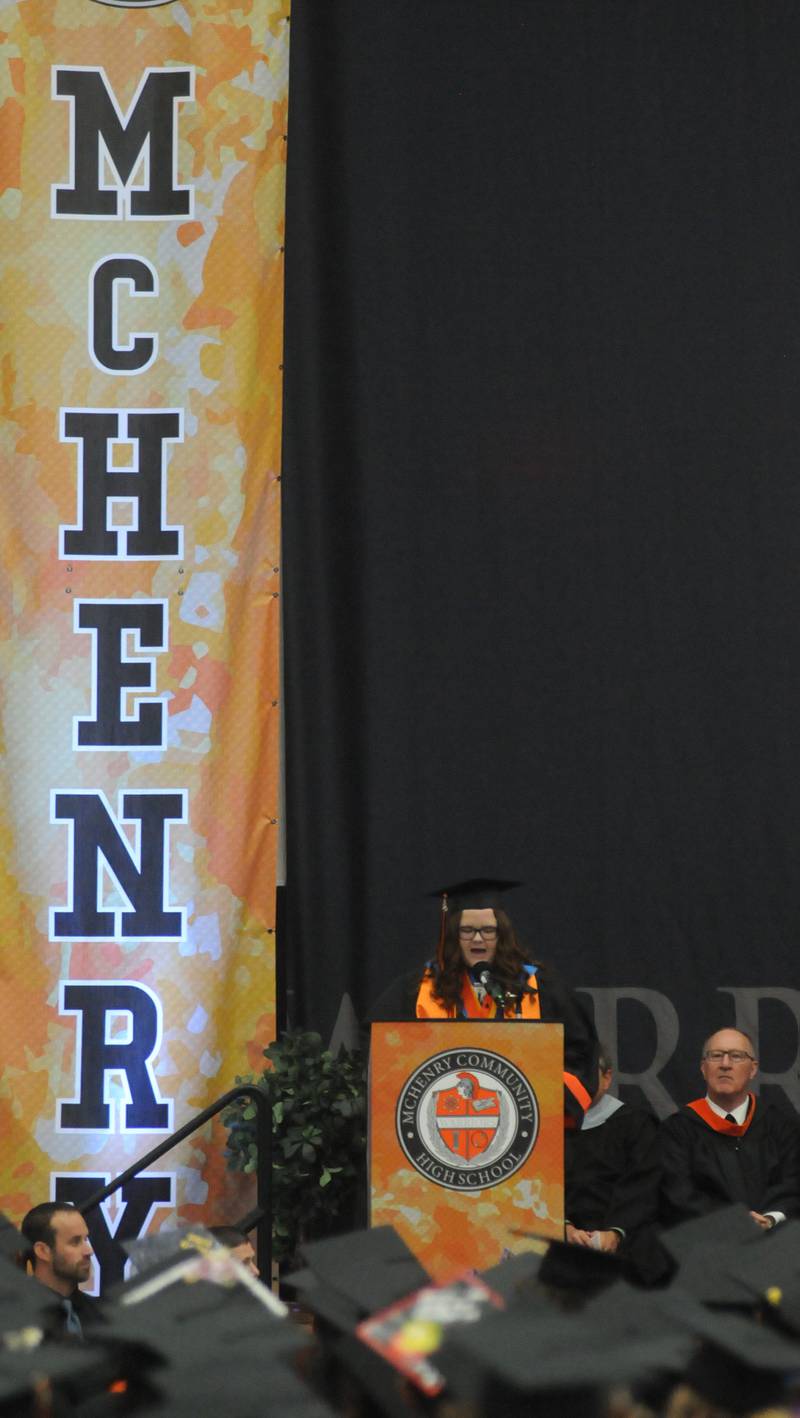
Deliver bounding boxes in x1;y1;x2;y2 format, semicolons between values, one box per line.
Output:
436;891;448;972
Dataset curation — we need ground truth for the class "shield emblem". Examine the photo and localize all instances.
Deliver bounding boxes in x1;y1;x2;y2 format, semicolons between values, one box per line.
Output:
434;1072;500;1161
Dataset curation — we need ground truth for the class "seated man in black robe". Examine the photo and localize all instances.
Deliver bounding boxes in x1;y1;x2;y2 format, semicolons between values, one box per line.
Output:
660;1027;800;1230
564;1045;661;1278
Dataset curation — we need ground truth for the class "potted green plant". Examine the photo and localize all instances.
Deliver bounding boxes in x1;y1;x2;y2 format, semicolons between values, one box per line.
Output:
223;1029;367;1264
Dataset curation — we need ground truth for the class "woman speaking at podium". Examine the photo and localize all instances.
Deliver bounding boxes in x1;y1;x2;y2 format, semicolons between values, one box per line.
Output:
369;878;599;1125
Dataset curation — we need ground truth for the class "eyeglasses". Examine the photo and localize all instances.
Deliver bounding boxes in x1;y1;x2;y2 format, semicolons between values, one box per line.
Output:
702;1050;754;1063
458;925;498;941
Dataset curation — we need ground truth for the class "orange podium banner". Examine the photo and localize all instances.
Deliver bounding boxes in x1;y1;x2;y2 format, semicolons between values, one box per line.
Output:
369;1023;564;1281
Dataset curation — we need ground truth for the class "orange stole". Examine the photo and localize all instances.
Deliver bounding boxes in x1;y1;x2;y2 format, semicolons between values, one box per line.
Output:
415;970;541;1021
687;1094;756;1136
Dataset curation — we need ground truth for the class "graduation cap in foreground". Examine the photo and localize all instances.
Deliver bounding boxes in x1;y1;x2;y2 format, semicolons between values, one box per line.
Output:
660;1205;784;1307
283;1227;430;1335
764;1275;800;1340
436;1297;694;1418
102;1248;332;1418
537;1236;622;1295
660;1203;763;1266
585;1279;800;1415
719;1219;800;1304
0;1216;25;1268
0;1265;153;1416
121;1222;219;1278
0;1260;82;1335
477;1251;545;1305
0;1336;109;1416
680;1301;800;1414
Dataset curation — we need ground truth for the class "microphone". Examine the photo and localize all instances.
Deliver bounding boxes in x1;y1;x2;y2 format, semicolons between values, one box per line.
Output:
478;970;516;1012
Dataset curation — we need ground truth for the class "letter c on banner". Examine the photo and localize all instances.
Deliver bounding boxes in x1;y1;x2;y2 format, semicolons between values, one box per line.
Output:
90;256;158;375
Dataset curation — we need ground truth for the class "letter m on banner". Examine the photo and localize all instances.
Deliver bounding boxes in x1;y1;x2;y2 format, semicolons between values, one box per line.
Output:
51;66;194;220
50;789;187;941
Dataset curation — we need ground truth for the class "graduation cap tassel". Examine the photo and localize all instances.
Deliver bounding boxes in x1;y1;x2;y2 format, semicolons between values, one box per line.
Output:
436;891;448;973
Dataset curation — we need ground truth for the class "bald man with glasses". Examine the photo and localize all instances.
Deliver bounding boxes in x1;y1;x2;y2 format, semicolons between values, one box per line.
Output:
660;1028;800;1230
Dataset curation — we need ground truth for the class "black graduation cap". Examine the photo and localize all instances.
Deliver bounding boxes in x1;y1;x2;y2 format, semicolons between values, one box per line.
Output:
286;1227;430;1335
102;1257;333;1418
0;1338;108;1414
538;1236;622;1295
0;1262;77;1335
436;1299;693;1418
477;1251;545;1305
763;1277;800;1340
0;1215;25;1268
121;1222;218;1277
660;1203;762;1265
716;1220;800;1312
586;1278;800;1414
660;1204;770;1307
680;1303;800;1413
431;877;522;915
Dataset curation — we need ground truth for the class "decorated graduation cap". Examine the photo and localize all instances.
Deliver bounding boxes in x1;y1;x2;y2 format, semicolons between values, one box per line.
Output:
714;1219;800;1313
430;877;522;970
102;1246;329;1418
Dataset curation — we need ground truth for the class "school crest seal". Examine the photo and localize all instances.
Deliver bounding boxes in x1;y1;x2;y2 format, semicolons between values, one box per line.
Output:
396;1049;538;1191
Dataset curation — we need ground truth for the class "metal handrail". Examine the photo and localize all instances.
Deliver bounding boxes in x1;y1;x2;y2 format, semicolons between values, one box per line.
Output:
77;1084;272;1281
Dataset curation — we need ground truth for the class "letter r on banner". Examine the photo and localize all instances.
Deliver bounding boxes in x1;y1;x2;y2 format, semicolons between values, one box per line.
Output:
58;981;172;1132
578;986;680;1119
718;986;800;1111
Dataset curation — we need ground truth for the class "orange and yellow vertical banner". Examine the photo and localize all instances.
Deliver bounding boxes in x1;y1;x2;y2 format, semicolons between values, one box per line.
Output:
0;0;287;1281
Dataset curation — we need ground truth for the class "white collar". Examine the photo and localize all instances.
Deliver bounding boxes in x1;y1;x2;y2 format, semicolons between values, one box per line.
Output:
705;1094;749;1124
580;1092;624;1130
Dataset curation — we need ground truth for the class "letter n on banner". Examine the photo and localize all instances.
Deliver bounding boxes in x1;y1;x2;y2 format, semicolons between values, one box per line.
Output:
0;3;289;1253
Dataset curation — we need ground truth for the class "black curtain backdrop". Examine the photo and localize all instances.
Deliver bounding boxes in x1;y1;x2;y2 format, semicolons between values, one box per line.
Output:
281;0;800;1115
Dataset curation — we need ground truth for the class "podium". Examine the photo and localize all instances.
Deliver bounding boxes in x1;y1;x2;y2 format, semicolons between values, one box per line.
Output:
369;1021;564;1280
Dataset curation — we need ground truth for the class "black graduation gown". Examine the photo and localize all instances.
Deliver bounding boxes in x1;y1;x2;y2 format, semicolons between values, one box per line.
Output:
368;961;599;1124
565;1103;660;1235
564;1102;667;1283
659;1100;800;1226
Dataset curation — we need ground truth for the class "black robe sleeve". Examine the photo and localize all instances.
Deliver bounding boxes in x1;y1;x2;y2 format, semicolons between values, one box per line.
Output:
659;1110;722;1225
367;969;422;1024
535;963;599;1124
